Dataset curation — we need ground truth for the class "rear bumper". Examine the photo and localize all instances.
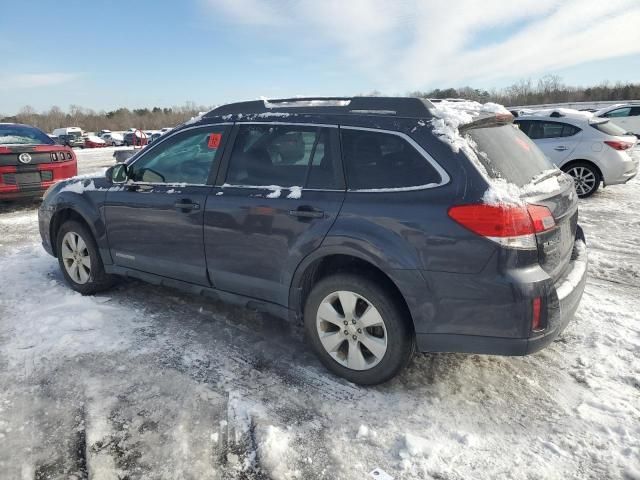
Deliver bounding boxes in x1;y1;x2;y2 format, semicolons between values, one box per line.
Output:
0;161;77;200
603;155;638;186
416;230;588;355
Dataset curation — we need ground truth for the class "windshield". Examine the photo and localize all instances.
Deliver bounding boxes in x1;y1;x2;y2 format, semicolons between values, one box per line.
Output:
590;119;630;136
0;124;55;145
466;124;554;187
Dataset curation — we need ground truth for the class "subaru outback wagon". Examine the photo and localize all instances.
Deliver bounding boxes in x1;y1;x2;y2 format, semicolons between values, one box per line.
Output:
39;97;587;384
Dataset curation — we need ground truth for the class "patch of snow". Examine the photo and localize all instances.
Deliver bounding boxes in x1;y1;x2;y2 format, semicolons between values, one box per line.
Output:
522;108;594;120
287;186;302;199
266;187;281;198
256;425;293;480
399;433;432;459
59;179;100;194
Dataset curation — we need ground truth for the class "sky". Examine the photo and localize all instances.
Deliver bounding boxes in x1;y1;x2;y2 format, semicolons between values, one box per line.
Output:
1;0;640;115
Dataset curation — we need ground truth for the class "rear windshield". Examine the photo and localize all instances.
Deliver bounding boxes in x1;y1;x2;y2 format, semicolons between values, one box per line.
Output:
590;119;629;136
0;124;54;145
465;124;553;187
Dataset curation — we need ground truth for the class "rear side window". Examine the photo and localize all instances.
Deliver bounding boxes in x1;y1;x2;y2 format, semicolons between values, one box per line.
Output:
340;129;441;190
590;120;629;136
520;121;580;139
630;107;640;117
466;124;554;187
225;124;342;189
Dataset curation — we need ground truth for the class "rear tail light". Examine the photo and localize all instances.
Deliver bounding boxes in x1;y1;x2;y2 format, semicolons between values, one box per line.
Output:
531;297;543;331
0;147;10;154
604;140;633;151
447;203;556;249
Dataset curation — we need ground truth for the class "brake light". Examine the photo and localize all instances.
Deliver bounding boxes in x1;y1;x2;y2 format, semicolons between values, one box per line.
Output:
0;147;10;154
532;297;543;331
604;140;633;151
447;203;555;249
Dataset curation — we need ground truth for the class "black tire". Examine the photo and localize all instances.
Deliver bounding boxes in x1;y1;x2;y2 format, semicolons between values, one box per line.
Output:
304;273;414;385
56;220;115;295
562;161;601;198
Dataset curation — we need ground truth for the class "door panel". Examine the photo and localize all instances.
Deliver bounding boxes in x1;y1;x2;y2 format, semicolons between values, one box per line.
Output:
105;184;212;285
204;188;344;304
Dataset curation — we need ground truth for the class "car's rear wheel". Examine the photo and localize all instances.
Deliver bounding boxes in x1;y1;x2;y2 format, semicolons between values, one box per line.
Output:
56;220;115;295
304;274;414;385
563;162;601;198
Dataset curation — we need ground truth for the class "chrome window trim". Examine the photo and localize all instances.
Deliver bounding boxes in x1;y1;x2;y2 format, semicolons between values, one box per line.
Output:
125;123;232;186
340;125;450;192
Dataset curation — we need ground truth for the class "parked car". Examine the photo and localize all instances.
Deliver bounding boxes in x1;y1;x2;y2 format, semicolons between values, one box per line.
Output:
0;123;77;200
123;131;148;147
595;104;640;136
100;132;124;146
160;127;173;134
84;135;107;148
515;110;638;197
150;132;162;143
38;97;587;384
56;133;85;148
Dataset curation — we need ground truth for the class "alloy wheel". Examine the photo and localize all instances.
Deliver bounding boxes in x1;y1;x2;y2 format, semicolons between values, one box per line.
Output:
316;291;388;371
567;166;597;196
61;231;92;284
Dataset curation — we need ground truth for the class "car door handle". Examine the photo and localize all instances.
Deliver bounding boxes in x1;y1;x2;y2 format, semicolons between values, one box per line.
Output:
288;207;324;219
554;146;569;151
174;200;200;211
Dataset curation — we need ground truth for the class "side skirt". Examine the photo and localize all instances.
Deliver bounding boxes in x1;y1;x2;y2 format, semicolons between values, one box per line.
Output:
104;265;292;321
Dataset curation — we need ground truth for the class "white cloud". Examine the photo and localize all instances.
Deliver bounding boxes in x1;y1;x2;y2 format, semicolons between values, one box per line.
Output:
0;72;81;90
206;0;640;89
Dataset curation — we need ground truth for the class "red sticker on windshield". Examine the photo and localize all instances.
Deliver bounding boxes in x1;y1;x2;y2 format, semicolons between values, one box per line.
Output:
208;133;222;149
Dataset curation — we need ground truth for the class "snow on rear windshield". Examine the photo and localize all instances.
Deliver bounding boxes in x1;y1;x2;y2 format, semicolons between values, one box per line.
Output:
0;125;54;145
466;125;554;187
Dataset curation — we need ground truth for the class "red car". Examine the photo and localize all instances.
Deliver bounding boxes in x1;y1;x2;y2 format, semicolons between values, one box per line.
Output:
84;135;107;148
0;123;77;200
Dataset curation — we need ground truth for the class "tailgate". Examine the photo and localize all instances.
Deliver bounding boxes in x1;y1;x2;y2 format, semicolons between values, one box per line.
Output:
525;176;579;283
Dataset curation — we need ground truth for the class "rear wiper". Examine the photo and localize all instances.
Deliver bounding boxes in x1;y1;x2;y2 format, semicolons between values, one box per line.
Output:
531;169;561;185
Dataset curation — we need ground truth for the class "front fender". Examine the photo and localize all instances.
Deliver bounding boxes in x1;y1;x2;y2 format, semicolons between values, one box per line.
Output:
45;178;110;263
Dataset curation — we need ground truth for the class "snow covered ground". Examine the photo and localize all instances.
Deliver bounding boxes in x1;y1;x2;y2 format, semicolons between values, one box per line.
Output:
0;147;638;479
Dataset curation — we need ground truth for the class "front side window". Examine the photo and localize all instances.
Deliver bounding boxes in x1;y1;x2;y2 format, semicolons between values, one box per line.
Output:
129;126;225;184
225;124;341;189
604;107;631;118
340;129;441;190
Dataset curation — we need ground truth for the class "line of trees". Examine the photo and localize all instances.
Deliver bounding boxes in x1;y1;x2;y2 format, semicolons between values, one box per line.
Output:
3;77;640;133
408;76;640;106
1;102;210;133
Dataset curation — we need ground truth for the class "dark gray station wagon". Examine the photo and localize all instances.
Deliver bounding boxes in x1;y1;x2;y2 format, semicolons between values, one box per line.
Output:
39;97;587;384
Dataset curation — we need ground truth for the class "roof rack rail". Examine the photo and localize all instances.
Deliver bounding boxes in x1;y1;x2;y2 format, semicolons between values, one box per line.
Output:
204;96;434;118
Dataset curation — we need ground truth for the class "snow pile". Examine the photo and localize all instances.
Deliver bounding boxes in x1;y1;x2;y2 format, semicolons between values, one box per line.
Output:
522;108;594;120
60;179;100;194
429;100;510;154
287;186;302;199
256;425;295;479
266;186;282;198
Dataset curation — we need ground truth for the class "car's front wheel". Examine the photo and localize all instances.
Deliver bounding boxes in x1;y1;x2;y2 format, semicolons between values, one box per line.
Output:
563;162;601;198
304;274;414;385
56;220;115;295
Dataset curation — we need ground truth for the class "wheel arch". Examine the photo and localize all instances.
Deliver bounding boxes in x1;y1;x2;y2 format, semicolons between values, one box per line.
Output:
560;158;603;180
289;248;419;333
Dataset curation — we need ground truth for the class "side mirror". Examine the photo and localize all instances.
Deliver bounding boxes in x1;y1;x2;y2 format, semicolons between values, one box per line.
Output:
106;164;129;184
